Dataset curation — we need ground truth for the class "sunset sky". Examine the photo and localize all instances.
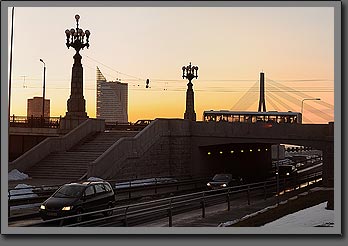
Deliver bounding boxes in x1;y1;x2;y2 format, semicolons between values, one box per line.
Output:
7;6;334;123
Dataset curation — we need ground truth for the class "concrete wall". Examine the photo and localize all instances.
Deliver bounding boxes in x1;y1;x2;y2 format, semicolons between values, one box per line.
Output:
88;119;192;179
9;135;47;162
9;127;61;161
88;119;333;184
9;127;60;136
9;118;105;172
110;136;191;180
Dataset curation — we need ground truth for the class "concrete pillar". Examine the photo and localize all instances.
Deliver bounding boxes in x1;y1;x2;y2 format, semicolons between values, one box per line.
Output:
66;52;87;118
258;72;266;112
184;82;196;121
322;122;334;209
61;52;88;131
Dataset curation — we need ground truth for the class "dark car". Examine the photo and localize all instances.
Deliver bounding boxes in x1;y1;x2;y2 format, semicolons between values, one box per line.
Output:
206;174;243;190
39;181;115;222
277;164;298;178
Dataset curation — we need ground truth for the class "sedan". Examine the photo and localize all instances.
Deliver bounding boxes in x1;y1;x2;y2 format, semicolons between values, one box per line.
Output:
206;173;243;190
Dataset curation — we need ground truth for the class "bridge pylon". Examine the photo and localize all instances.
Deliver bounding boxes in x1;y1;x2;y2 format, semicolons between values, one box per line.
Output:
258;72;267;112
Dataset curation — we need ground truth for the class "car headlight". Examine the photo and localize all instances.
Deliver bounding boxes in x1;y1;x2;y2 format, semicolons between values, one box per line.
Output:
62;206;72;211
222;184;227;187
207;183;211;186
286;172;290;176
40;204;46;210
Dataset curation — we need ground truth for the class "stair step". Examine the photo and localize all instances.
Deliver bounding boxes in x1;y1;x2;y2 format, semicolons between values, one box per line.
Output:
26;130;139;179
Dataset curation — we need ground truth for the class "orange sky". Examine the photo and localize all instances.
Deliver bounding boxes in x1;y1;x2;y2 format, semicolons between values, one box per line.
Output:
8;7;334;124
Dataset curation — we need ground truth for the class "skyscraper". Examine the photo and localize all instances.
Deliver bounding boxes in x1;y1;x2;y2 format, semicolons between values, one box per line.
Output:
96;67;128;123
27;97;50;118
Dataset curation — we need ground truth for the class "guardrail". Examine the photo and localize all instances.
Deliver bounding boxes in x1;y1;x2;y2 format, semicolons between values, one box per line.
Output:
8;177;209;220
25;171;322;227
9;157;323;222
272;156;322;170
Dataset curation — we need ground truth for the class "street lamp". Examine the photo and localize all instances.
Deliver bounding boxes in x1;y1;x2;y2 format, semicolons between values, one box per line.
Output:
182;62;199;121
65;14;90;53
64;14;90;118
39;59;46;120
182;62;198;82
301;98;321;115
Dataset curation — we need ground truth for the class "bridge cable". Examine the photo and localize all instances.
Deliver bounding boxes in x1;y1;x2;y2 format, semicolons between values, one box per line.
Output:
266;78;334;110
266;91;313;123
230;81;259;110
266;80;333;121
266;84;332;122
265;94;282;111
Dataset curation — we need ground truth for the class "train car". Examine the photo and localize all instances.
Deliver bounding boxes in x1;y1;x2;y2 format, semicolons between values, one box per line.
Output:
202;110;302;124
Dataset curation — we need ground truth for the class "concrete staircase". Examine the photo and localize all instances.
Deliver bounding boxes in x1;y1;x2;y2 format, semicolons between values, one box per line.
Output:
25;131;138;181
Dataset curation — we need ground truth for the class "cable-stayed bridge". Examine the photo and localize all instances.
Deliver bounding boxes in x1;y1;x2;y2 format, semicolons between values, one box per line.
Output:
230;77;334;123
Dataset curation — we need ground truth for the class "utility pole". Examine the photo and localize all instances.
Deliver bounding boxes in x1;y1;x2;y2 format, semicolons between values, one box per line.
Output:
40;59;46;120
8;7;14;124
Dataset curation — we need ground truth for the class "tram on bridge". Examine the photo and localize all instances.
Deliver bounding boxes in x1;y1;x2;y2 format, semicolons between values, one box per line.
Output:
203;110;302;124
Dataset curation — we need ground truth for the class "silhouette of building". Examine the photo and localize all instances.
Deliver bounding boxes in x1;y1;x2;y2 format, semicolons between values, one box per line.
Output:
96;67;128;123
27;97;50;117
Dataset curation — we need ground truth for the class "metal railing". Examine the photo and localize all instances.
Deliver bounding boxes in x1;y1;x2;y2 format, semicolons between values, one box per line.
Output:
8;176;209;220
9;115;61;128
9;157;323;222
272;155;322;170
25;171;322;227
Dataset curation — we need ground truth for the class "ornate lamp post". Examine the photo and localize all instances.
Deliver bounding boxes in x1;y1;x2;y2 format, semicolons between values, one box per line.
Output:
182;62;198;121
64;14;90;119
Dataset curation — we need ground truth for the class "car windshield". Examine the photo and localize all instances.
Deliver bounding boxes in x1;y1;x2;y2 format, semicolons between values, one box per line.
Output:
212;174;232;181
278;165;296;174
53;184;85;198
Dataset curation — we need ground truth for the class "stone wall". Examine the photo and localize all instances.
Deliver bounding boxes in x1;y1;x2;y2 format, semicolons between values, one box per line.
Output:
112;136;191;180
89;119;192;180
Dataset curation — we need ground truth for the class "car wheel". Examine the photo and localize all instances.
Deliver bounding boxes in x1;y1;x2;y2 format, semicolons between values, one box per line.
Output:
76;208;83;223
103;203;114;217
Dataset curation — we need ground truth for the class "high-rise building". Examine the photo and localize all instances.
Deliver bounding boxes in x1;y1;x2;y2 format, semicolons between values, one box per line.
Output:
27;97;50;118
96;67;128;123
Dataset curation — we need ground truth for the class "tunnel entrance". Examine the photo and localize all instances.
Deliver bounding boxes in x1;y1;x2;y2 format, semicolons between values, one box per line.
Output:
199;143;273;182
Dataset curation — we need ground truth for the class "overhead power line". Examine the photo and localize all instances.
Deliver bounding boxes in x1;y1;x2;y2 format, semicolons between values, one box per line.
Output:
85;55;145;81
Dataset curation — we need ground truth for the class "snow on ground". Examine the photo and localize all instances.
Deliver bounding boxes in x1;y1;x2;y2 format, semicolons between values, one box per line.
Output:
8;169;29;181
9;184;40;210
9;184;38;200
262;202;334;227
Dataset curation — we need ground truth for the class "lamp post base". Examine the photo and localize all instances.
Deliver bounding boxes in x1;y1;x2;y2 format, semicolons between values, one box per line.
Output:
60;113;88;132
